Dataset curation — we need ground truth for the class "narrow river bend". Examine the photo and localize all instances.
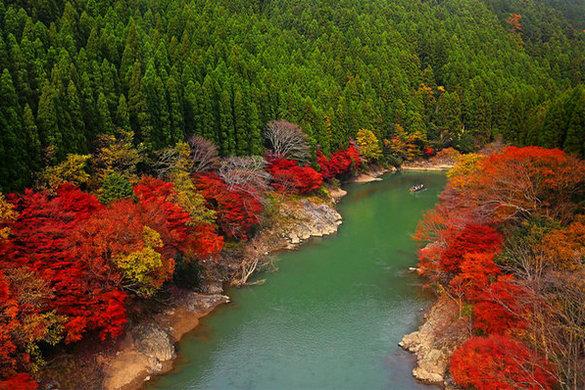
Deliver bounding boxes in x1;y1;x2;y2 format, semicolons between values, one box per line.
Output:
150;171;445;390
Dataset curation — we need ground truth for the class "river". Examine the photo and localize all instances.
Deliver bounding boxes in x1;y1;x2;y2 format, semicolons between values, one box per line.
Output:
149;171;445;390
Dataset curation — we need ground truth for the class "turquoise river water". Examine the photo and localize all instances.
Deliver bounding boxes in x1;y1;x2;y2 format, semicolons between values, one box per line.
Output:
150;171;445;390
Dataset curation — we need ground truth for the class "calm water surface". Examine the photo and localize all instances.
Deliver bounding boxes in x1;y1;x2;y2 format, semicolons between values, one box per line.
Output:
150;171;445;390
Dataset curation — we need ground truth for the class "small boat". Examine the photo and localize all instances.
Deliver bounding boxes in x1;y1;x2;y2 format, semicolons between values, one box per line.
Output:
409;184;426;193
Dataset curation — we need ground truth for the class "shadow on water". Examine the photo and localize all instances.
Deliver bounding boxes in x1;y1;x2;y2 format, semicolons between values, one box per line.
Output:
149;171;445;390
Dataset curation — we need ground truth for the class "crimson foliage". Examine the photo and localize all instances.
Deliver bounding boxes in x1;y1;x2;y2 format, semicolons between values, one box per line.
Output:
450;335;555;390
472;275;528;334
1;184;127;343
440;224;503;273
0;372;38;390
267;158;323;194
317;145;361;180
196;173;263;240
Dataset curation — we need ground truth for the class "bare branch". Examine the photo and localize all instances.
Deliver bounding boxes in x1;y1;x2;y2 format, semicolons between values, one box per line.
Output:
153;146;181;179
264;120;310;162
218;156;271;199
188;136;220;173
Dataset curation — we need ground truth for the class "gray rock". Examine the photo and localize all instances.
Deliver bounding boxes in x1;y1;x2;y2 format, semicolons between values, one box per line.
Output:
280;200;342;246
132;323;176;363
181;292;230;313
399;293;470;386
201;281;224;295
412;348;447;383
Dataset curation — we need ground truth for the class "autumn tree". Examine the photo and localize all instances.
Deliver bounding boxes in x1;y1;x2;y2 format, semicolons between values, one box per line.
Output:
153;141;216;225
267;158;323;194
187;136;220;173
3;184;127;343
91;129;142;189
39;154;91;191
469;147;585;224
356;129;382;163
472;275;528;334
72;201;175;298
450;335;555;390
218;156;271;199
196;173;263;240
506;13;524;33
440;224;503;275
0;194;17;240
317;144;361;180
265;120;310;162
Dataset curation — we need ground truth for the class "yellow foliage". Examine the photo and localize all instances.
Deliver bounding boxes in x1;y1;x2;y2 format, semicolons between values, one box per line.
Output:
169;142;215;224
447;153;484;188
40;154;91;190
356;128;382;163
92;130;142;188
0;193;17;239
113;227;173;297
142;226;163;248
418;83;433;96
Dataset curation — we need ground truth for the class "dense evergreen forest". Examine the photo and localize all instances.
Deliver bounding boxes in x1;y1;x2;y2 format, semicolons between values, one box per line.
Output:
1;0;584;191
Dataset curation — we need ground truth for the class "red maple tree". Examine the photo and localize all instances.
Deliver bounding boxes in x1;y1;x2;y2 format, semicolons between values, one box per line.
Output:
317;144;361;180
2;184;127;343
440;224;503;274
196;173;263;240
472;274;528;334
267;158;323;194
450;335;555;390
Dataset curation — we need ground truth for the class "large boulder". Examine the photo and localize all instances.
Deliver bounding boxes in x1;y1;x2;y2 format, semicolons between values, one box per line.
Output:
132;323;176;364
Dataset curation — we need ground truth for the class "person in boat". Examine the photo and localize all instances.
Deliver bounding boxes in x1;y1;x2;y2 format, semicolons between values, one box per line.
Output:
409;184;425;192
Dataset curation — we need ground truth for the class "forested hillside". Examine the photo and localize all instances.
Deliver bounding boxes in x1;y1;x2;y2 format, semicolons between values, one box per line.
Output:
1;0;584;191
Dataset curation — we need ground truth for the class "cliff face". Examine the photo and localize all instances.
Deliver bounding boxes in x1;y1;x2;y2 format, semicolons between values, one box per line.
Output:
399;293;470;388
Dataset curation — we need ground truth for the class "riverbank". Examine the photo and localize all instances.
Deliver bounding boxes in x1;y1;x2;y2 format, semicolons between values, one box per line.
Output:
401;162;453;171
39;189;345;390
353;167;394;182
398;158;466;388
149;170;447;389
400;291;470;387
38;166;445;389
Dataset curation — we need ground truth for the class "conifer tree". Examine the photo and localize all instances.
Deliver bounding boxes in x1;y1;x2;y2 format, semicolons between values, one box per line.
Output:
0;69;27;190
22;104;41;173
98;92;114;134
116;94;130;130
37;80;62;161
65;81;86;152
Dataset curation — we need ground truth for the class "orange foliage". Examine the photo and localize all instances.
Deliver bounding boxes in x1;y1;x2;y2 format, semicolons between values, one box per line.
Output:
449;253;501;301
540;216;585;271
472;275;528;334
506;13;523;33
470;147;585;223
450;335;555;390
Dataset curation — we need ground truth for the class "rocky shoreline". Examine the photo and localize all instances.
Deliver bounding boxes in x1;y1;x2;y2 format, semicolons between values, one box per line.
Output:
399;292;470;388
102;293;230;390
39;166;445;389
76;190;346;390
399;160;464;389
